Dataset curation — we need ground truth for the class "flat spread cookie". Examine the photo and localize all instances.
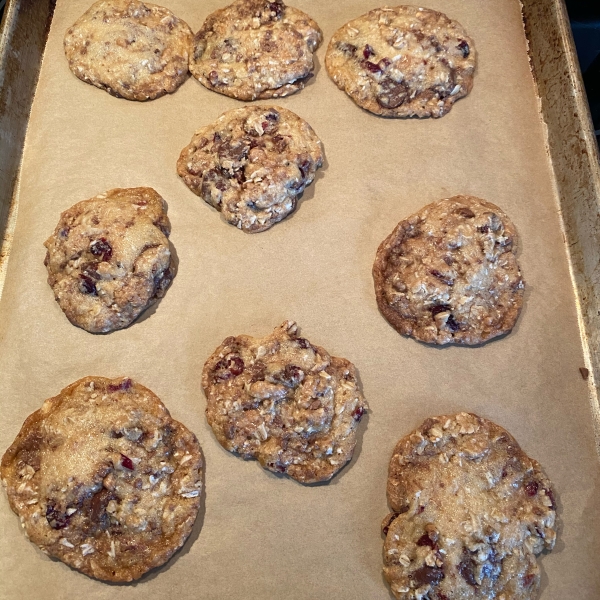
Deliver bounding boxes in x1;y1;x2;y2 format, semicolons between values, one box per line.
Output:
177;105;323;232
202;321;368;483
190;0;322;100
372;196;524;345
44;187;174;333
325;6;476;118
383;413;557;600
64;0;193;101
1;377;203;582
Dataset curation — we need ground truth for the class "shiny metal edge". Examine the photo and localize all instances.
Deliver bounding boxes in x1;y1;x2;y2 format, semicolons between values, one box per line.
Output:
522;0;600;456
0;0;55;298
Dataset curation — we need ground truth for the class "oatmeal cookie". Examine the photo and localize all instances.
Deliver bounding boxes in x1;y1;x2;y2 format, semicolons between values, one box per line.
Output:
190;0;322;101
382;413;557;600
202;321;368;483
372;195;524;345
64;0;193;101
1;377;203;582
325;6;476;118
44;187;174;333
177;105;323;232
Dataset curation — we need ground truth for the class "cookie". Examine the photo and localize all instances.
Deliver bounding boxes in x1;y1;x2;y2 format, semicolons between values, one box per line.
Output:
44;187;174;333
382;413;557;600
1;377;203;582
189;0;322;101
325;6;476;118
177;105;323;232
202;321;368;483
64;0;193;101
372;196;524;345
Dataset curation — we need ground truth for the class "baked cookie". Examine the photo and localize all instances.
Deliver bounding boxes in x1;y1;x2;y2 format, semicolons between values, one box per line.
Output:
190;0;322;101
64;0;193;101
325;6;476;118
382;413;557;600
44;187;174;333
202;321;368;483
177;105;323;232
372;196;524;345
1;377;203;582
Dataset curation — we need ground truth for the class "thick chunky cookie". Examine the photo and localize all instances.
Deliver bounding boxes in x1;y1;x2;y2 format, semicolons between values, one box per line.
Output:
177;106;323;232
373;196;524;345
383;413;557;600
1;377;203;582
202;321;367;483
64;0;193;101
44;187;174;333
325;6;476;118
190;0;322;101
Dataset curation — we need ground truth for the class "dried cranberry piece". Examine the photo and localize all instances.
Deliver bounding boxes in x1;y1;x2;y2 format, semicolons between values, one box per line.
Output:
362;60;382;73
90;238;112;261
430;269;454;286
120;454;134;470
411;566;444;587
363;44;375;59
79;273;97;295
107;378;133;393
417;505;425;514
525;481;539;497
457;40;470;58
446;314;460;332
378;57;392;70
478;224;490;233
298;159;311;180
46;502;70;529
208;70;222;86
214;355;245;381
338;42;357;56
416;534;435;548
268;1;283;19
431;304;452;316
296;337;311;349
281;365;304;387
523;573;536;587
382;512;400;536
352;406;365;421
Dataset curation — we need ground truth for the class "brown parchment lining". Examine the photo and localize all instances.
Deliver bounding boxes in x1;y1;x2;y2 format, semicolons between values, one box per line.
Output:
1;1;599;598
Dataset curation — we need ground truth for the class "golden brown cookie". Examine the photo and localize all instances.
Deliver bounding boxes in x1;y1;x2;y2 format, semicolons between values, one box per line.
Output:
373;196;524;345
325;6;476;118
190;0;322;101
177;105;323;232
1;377;203;582
44;187;174;333
64;0;193;101
383;413;557;600
202;321;368;483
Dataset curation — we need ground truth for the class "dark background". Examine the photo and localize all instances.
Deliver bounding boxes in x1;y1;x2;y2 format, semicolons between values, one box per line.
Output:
0;0;598;142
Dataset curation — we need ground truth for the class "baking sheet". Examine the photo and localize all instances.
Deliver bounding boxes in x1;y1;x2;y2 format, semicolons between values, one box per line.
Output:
1;0;599;598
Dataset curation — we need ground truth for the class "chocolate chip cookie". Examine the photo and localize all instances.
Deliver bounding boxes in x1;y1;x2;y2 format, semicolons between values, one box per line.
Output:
325;6;476;118
1;377;203;582
64;0;193;101
44;187;174;333
190;0;322;101
372;196;524;345
202;321;368;483
382;413;557;600
177;105;323;232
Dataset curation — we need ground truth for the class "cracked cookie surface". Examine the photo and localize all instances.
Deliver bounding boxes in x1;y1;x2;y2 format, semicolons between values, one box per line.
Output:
177;105;323;232
1;376;203;582
44;187;174;333
372;196;524;345
64;0;193;101
190;0;322;100
383;412;557;600
202;321;367;483
325;6;476;118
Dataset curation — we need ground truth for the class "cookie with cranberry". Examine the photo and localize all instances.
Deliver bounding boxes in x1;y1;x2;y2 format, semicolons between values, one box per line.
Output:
1;376;203;582
325;6;476;118
44;187;174;333
189;0;322;101
202;321;367;483
382;412;557;599
373;195;524;345
64;0;193;101
177;105;323;232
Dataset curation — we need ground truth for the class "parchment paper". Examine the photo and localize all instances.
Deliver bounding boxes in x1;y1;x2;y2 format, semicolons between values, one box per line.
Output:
1;1;599;598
